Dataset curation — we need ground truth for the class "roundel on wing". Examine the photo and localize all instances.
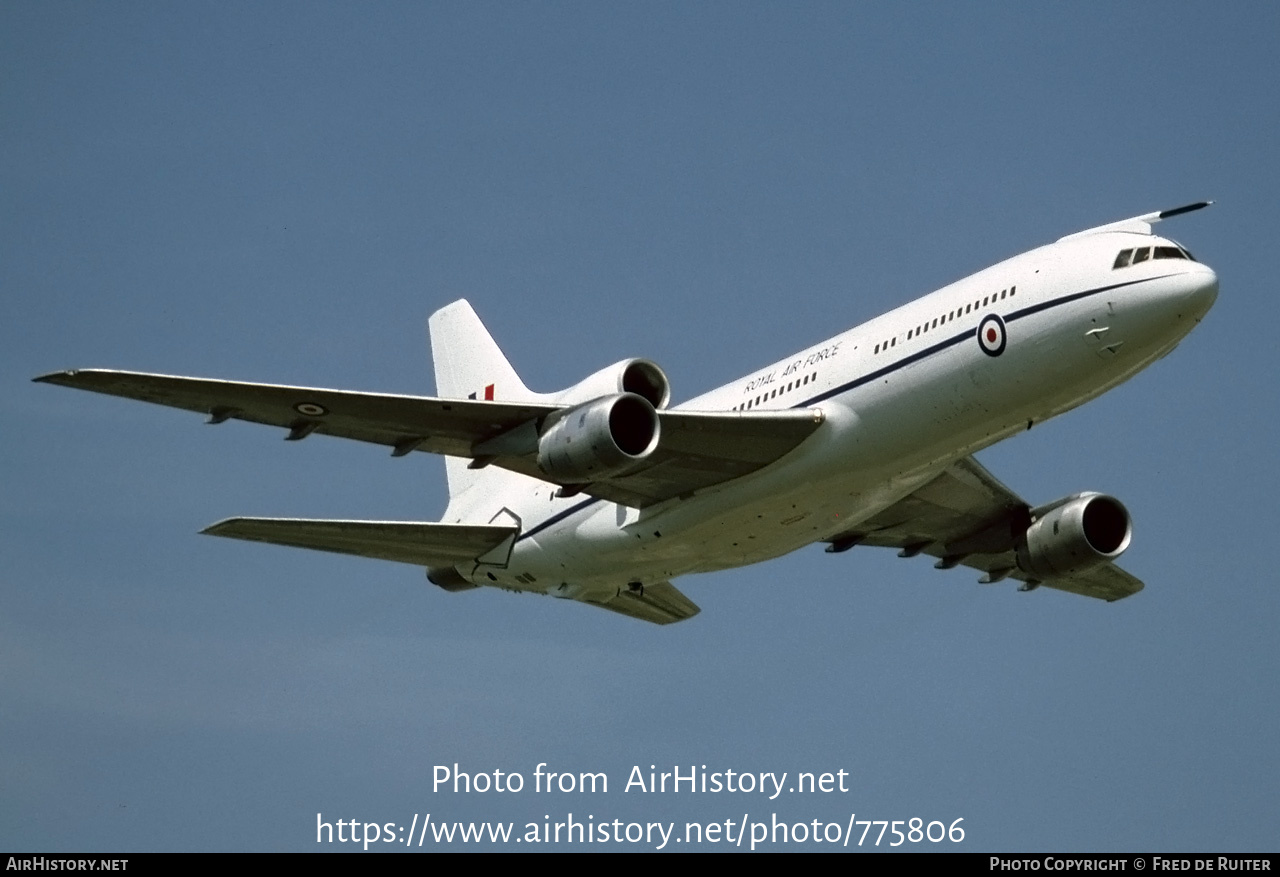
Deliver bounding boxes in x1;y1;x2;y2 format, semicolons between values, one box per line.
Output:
977;314;1007;357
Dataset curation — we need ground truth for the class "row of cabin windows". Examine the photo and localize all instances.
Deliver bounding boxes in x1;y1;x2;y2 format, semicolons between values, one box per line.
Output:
734;371;818;410
1113;246;1196;269
872;286;1017;355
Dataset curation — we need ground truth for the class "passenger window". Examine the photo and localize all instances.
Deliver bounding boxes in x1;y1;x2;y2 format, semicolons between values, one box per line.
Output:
1113;249;1133;269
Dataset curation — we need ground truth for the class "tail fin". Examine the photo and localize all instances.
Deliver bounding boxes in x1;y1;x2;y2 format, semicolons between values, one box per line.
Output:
429;299;537;402
428;300;541;501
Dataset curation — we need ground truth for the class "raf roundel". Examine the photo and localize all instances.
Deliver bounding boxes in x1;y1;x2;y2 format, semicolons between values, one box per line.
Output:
977;314;1007;357
293;402;328;417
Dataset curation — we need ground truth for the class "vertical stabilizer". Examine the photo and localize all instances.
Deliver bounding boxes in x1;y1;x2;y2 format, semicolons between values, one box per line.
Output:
428;300;540;501
429;300;537;402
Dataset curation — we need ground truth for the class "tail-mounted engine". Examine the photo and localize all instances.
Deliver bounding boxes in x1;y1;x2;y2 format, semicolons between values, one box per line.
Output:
1016;493;1132;580
537;393;660;482
552;359;671;410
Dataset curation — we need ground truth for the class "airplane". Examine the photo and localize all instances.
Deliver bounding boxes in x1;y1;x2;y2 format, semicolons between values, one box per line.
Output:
35;203;1219;625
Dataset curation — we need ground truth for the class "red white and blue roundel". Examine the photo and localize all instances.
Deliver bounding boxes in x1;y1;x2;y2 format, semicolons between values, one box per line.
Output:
977;313;1007;357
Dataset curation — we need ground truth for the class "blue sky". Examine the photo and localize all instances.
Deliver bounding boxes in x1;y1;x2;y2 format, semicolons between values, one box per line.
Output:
3;2;1278;851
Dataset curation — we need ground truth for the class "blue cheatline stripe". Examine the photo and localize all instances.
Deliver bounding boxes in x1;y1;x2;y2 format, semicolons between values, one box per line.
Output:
794;274;1172;409
513;273;1177;542
516;496;599;542
1003;275;1166;322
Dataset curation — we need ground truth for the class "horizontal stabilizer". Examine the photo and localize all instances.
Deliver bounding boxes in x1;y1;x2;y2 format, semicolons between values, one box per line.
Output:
579;581;701;625
201;518;518;568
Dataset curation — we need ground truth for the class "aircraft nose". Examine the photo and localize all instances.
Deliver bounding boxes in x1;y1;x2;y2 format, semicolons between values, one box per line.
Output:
1185;262;1219;316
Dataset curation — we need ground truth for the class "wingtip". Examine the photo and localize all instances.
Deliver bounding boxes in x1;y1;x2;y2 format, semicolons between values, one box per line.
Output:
200;518;239;536
32;370;74;384
1157;201;1213;220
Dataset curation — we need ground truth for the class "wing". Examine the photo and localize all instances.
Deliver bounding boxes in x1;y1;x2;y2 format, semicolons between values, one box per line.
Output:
830;456;1144;602
35;369;822;508
35;369;556;459
570;581;701;626
202;518;519;568
494;408;825;507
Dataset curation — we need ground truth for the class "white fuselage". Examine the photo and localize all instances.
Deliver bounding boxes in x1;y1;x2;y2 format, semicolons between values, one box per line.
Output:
453;230;1217;599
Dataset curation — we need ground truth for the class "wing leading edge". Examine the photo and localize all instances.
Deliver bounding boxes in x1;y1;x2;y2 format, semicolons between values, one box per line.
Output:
35;369;822;508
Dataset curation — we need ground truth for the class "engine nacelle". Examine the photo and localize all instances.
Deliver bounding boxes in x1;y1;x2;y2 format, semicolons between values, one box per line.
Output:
1015;493;1132;580
537;393;660;482
552;359;671;410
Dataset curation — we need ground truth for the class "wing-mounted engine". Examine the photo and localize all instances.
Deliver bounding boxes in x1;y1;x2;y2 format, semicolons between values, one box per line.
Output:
552;359;671;410
1015;493;1132;580
537;393;660;482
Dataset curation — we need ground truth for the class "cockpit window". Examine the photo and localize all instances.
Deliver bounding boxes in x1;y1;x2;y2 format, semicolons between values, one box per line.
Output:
1114;244;1197;270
